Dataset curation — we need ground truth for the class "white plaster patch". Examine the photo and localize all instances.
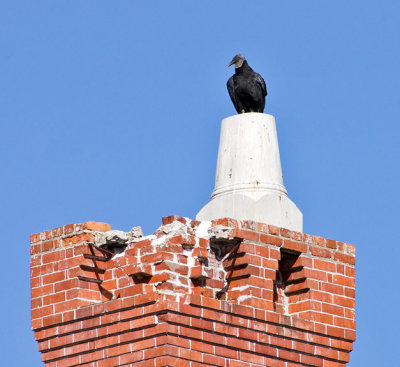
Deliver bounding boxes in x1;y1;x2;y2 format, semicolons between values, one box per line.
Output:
196;220;211;239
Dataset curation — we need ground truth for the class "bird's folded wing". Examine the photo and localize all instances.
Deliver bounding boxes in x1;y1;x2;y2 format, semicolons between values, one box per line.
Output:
254;73;267;96
227;77;238;108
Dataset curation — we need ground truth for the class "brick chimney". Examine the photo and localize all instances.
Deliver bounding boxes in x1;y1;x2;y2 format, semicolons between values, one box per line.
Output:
30;114;356;366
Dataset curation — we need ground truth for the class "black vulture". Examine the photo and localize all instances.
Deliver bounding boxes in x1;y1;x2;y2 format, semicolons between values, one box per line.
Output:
227;54;267;114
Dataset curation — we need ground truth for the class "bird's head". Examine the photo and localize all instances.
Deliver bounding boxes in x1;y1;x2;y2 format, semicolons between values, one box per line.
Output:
228;54;246;69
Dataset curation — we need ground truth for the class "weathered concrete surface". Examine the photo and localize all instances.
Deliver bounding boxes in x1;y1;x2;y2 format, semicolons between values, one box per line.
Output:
197;113;302;231
94;226;143;247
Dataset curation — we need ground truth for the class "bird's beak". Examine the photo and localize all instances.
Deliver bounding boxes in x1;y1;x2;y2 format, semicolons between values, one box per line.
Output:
227;60;235;67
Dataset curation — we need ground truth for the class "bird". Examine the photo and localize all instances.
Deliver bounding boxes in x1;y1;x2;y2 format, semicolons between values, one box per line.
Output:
227;54;267;114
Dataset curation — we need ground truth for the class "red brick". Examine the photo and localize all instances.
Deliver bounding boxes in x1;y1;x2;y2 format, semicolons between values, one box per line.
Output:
199;238;210;249
250;245;267;258
345;329;356;341
162;215;182;225
42;271;66;285
288;300;315;314
304;268;328;282
312;235;326;246
333;296;355;308
334;316;355;329
283;239;307;253
203;354;225;366
228;265;260;279
210;218;238;228
81;350;104;364
269;247;281;260
239;351;265;364
202;330;226;346
223;253;260;269
320;282;344;295
253;343;276;357
214;322;237;336
154;261;188;275
314;323;327;335
30;233;42;244
345;287;355;298
291;231;303;241
42;313;63;328
267;224;279;235
293;340;315;354
42;251;63;264
293;255;312;268
31;284;53;298
345;266;356;277
30;243;42;255
83;221;111;232
233;229;260;242
63;233;94;246
334;252;355;265
322;303;344;317
259;234;283;247
192;247;208;258
327;326;346;339
313;259;336;273
180;347;202;362
284;280;309;294
333;274;355;287
55;299;85;313
280;228;293;238
326;239;337;249
279;349;301;362
63;224;75;234
310;245;332;258
301;354;324;366
42;240;55;252
43;292;66;306
270;335;292;349
118;284;153;298
298;311;333;325
214;345;238;359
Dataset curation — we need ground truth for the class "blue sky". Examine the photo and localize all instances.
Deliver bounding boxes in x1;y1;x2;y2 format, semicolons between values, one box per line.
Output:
1;1;399;365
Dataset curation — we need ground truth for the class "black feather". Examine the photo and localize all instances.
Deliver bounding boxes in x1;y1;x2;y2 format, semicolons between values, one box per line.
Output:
227;58;267;114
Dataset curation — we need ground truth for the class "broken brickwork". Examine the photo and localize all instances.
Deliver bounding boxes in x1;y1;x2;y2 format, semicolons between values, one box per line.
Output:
30;216;355;366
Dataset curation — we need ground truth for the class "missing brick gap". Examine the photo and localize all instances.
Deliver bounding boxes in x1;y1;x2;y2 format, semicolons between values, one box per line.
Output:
210;238;241;261
93;227;144;257
274;249;303;315
215;241;243;300
197;257;208;266
192;278;206;288
279;249;302;284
